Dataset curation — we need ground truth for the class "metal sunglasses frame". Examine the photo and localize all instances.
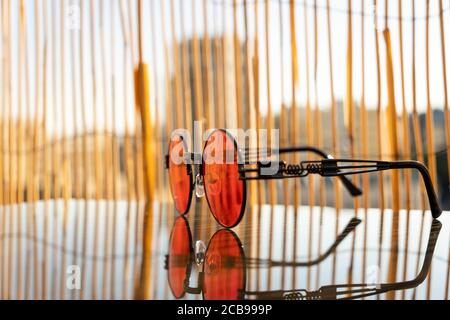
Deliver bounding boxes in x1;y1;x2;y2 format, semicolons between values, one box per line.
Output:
166;128;442;226
246;219;442;300
165;216;362;299
165;128;362;228
241;157;442;219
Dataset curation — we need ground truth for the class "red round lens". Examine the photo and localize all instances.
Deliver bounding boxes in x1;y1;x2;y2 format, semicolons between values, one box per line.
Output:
203;230;245;300
203;130;245;227
168;135;192;214
167;217;192;299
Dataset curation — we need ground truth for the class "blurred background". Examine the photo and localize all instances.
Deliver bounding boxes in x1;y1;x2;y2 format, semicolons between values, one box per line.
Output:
0;0;450;300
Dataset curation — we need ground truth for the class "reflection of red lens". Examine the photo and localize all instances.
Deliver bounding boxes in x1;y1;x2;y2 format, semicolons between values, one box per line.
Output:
168;217;192;299
203;230;245;300
168;135;192;214
203;130;245;228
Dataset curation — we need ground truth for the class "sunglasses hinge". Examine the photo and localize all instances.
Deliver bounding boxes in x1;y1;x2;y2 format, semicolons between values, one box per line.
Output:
258;160;286;178
164;154;169;169
320;159;338;175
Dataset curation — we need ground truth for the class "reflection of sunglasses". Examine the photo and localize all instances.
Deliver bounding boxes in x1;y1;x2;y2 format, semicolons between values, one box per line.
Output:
246;219;442;300
165;216;246;300
165;128;362;228
166;129;442;228
165;216;361;300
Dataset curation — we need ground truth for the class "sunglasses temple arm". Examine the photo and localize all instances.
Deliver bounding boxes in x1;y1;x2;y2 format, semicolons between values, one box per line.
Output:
248;219;442;300
278;146;362;196
266;217;361;267
387;161;442;219
283;224;439;300
243;290;291;300
318;219;442;300
322;160;442;219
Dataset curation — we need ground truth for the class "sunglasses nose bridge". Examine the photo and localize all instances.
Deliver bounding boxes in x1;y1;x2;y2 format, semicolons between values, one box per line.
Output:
195;172;205;198
195;240;207;266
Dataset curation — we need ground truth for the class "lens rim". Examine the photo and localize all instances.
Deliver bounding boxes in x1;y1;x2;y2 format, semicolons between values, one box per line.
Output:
168;134;193;215
202;228;247;300
167;216;193;299
202;129;247;228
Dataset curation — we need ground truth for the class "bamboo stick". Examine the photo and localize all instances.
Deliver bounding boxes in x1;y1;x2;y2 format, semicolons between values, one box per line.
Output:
439;0;450;301
425;0;437;190
202;0;214;129
411;0;427;300
17;0;26;299
383;0;400;298
160;0;173;195
243;0;258;289
157;0;177;298
128;0;146;296
109;0;121;300
313;0;326;290
41;0;52;300
264;0;275;290
398;0;413;300
213;3;224;131
135;0;156;299
0;0;5;300
304;0;314;290
289;0;300;290
424;0;435;300
59;0;72;300
119;0;134;300
202;0;215;231
79;0;91;300
169;0;184;131
192;0;208;242
6;0;15;300
373;2;386;298
326;0;341;285
180;0;193;134
193;0;204;127
101;0;113;299
0;1;10;299
253;0;263;291
233;0;243;130
24;1;33;299
345;0;358;288
50;0;61;300
89;0;102;299
360;0;370;288
278;0;290;291
222;0;229;130
29;0;42;300
69;0;82;300
149;0;165;298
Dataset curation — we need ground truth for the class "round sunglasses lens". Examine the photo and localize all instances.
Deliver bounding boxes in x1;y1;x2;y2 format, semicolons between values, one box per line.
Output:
168;135;191;214
203;230;245;300
167;217;192;299
203;130;244;228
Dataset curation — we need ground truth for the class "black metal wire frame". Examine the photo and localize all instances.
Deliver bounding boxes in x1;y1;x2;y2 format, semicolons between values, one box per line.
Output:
239;158;442;219
164;148;362;197
246;217;361;268
245;219;442;300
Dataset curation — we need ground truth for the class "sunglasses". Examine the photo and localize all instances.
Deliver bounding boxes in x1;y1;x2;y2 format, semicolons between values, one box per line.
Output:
165;216;245;300
166;129;442;228
165;129;362;228
165;215;361;300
